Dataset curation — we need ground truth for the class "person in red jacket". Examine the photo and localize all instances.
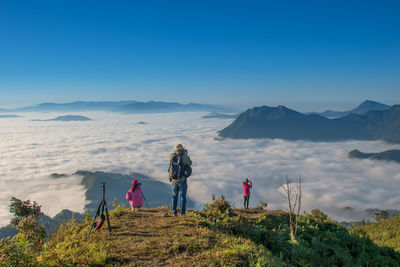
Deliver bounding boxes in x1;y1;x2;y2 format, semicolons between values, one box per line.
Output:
126;179;144;211
242;178;252;210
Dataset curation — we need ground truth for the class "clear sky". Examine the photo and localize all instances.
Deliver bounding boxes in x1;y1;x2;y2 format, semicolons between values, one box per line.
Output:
0;0;399;111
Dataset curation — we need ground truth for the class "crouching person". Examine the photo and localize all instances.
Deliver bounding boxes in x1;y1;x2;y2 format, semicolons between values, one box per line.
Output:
126;179;144;211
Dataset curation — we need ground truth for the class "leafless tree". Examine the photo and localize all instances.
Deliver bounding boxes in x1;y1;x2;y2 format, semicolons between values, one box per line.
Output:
281;175;302;238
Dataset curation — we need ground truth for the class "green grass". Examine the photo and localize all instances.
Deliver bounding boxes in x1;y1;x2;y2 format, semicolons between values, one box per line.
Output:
3;203;400;266
355;215;400;253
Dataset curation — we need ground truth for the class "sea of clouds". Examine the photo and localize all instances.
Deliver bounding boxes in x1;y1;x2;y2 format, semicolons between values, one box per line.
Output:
1;111;400;227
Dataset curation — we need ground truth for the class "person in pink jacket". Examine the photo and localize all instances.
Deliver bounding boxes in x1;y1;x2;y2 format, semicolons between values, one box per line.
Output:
242;178;252;210
126;179;144;211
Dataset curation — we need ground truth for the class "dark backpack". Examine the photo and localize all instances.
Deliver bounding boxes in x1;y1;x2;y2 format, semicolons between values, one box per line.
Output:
169;154;183;180
183;164;192;178
168;154;192;180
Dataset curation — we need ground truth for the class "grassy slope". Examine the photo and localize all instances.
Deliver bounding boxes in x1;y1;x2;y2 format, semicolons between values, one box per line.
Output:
38;207;282;266
356;216;400;253
36;206;400;266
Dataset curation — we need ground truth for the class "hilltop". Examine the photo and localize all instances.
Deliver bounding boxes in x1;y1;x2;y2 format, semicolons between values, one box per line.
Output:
3;197;400;266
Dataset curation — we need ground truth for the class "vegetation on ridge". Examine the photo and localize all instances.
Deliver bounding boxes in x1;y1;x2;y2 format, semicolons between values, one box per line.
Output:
2;196;400;266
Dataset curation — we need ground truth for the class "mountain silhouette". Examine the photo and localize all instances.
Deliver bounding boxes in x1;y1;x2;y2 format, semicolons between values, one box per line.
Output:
316;100;390;117
218;105;400;143
0;114;21;118
202;112;239;119
349;149;400;163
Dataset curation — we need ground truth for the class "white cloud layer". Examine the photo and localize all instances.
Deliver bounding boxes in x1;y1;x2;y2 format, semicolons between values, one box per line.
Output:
1;112;400;226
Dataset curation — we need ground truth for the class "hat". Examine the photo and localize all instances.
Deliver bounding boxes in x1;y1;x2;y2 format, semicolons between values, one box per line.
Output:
174;144;184;151
132;179;139;185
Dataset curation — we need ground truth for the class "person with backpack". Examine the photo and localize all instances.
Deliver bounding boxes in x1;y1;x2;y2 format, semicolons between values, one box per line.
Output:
242;178;252;210
126;179;144;211
168;144;192;216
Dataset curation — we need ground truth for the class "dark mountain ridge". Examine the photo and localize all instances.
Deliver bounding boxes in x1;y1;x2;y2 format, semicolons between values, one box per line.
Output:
349;149;400;163
219;104;400;143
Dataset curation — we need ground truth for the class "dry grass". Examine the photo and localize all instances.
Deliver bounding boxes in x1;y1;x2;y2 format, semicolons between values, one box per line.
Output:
73;206;268;266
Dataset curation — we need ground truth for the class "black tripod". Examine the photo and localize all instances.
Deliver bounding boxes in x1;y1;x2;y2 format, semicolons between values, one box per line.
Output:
88;182;112;236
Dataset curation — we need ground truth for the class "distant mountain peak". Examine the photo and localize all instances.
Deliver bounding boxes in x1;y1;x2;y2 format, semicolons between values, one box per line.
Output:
315;100;390;118
351;100;390;115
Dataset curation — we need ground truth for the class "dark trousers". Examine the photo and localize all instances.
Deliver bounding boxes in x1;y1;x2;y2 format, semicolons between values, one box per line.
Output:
244;195;250;209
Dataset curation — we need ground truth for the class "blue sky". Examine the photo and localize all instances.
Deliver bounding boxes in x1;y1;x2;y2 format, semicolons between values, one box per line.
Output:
0;0;399;111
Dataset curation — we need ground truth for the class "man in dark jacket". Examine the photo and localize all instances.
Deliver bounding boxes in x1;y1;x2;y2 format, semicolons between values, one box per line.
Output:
169;144;192;216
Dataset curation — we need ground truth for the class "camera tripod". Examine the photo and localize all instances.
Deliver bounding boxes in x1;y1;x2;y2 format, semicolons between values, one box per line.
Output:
88;182;112;236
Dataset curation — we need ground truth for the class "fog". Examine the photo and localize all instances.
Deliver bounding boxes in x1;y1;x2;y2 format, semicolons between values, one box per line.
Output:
1;112;400;226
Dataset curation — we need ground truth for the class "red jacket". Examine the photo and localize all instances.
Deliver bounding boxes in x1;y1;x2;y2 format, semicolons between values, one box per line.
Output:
242;182;252;196
126;187;143;207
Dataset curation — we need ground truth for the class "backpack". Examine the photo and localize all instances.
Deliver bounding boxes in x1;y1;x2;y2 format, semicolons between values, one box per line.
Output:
168;154;192;180
169;154;183;180
183;164;192;178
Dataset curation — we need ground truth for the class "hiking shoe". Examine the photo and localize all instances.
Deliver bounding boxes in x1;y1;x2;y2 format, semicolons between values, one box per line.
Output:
163;212;169;217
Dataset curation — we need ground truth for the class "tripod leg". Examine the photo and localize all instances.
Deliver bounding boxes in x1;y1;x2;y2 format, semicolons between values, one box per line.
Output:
103;201;112;236
88;202;102;237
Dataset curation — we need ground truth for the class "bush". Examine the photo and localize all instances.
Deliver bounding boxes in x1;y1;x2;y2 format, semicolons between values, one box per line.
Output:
0;197;48;266
204;195;234;217
0;237;33;267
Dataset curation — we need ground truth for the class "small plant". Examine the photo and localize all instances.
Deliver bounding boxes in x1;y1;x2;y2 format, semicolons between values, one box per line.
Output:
110;203;128;218
309;209;329;223
256;202;268;210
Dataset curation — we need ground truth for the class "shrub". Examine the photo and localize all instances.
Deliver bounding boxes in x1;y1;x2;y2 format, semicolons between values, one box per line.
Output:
204;195;234;217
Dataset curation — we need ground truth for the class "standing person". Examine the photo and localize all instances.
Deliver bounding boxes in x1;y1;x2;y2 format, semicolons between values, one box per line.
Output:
242;178;252;210
126;179;144;211
168;144;192;216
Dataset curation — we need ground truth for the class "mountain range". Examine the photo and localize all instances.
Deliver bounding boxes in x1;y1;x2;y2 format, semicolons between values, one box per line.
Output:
0;100;238;114
218;104;400;143
312;100;390;118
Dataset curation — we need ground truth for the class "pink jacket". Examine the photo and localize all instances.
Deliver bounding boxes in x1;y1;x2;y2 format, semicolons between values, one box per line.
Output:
126;187;143;208
242;182;252;196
